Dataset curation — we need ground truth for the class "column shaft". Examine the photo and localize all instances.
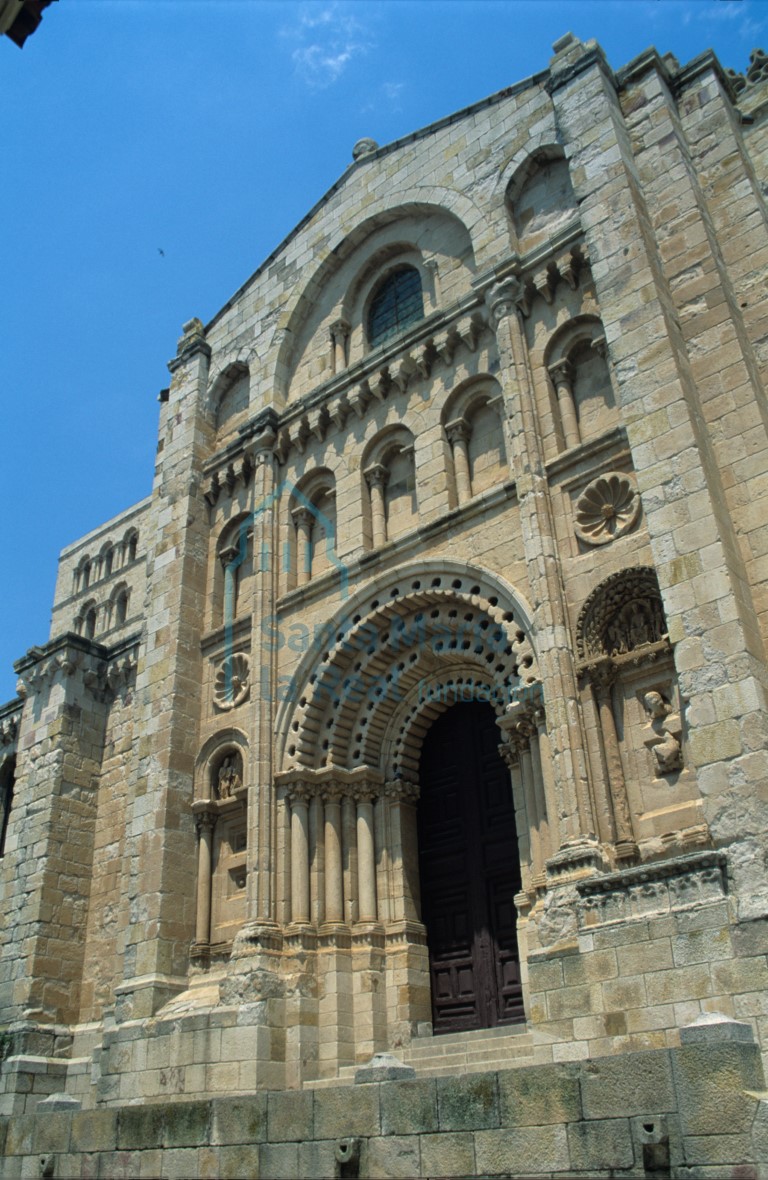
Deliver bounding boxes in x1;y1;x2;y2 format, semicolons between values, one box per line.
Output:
290;797;310;924
324;796;343;923
195;816;215;944
356;798;377;922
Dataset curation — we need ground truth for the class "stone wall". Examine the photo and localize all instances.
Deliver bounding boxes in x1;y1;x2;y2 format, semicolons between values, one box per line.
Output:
3;1025;768;1178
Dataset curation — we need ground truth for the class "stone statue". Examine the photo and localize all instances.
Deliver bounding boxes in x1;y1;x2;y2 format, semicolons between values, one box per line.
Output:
217;753;242;799
642;690;683;774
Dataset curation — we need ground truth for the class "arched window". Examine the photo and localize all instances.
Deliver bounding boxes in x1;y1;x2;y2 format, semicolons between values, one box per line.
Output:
289;471;337;590
81;559;92;591
212;516;253;629
84;605;98;640
367;266;424;348
363;428;418;547
0;756;15;857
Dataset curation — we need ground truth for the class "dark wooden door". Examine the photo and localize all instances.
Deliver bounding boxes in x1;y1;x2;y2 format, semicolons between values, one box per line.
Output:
418;701;524;1033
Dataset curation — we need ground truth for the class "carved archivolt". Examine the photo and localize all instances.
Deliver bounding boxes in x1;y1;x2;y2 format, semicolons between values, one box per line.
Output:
577;567;667;661
574;472;640;546
276;565;538;774
214;653;250;710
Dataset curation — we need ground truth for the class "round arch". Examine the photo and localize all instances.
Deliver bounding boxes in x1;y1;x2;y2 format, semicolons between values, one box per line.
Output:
276;560;538;775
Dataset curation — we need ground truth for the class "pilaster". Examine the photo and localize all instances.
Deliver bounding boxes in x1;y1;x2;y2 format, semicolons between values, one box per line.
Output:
118;318;213;1018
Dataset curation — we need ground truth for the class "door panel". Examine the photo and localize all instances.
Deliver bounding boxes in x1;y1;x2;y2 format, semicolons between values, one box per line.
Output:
418;701;524;1033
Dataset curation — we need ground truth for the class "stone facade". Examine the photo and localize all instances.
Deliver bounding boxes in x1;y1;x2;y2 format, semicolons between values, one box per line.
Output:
3;31;768;1173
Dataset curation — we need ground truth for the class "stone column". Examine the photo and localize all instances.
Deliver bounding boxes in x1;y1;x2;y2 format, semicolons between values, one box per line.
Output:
194;811;217;945
356;791;377;923
499;739;535;893
234;409;281;950
364;464;389;548
488;282;596;861
589;661;637;862
342;793;358;925
292;507;314;588
219;544;239;625
548;359;580;450
330;318;350;375
289;789;311;925
324;791;344;925
446;418;472;504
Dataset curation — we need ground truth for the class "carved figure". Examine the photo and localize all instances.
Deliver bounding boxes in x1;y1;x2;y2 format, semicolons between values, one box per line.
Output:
642;690;683;775
217;753;242;799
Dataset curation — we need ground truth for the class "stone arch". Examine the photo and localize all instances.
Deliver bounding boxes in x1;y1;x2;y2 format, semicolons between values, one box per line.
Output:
286;468;337;590
441;375;508;502
208;360;252;438
544;315;614;449
194;727;249;803
275;200;478;402
577;566;668;661
276;561;538;775
505;143;578;254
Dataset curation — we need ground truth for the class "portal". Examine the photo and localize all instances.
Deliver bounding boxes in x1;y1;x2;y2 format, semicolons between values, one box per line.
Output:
417;701;524;1033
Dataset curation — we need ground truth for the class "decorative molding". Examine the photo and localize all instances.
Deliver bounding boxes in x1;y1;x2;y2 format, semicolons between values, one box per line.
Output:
576;850;726;930
573;472;640;546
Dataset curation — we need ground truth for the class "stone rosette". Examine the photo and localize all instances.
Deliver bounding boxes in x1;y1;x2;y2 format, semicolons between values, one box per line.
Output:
213;652;250;710
574;471;640;545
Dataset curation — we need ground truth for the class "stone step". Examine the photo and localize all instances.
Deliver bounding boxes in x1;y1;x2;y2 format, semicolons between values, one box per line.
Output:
303;1027;536;1089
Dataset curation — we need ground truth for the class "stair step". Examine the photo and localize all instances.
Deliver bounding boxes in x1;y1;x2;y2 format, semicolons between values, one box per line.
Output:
302;1026;537;1089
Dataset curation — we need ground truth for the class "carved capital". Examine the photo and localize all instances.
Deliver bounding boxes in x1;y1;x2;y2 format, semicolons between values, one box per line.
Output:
445;417;471;446
364;463;389;492
195;810;218;835
548;358;574;390
486;278;524;325
330;318;350;343
291;506;315;531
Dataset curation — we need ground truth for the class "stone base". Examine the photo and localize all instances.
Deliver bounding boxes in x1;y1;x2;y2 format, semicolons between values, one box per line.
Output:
2;1039;766;1177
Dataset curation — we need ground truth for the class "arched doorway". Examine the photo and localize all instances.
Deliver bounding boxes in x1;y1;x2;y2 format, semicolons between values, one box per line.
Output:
418;701;524;1033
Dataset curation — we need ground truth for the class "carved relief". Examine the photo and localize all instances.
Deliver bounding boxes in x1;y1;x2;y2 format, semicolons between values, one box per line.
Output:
574;472;640;546
214;653;250;710
577;567;668;661
642;689;683;775
214;750;244;800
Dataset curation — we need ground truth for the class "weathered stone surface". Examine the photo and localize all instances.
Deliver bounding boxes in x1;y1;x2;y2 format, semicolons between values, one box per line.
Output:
267;1089;313;1143
474;1124;570;1174
437;1073;500;1132
567;1117;635;1170
498;1062;581;1126
380;1078;438;1136
580;1050;676;1119
211;1094;267;1146
419;1130;476;1177
313;1084;380;1141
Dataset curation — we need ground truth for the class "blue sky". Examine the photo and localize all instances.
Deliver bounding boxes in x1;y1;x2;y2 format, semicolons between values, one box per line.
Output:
1;0;764;703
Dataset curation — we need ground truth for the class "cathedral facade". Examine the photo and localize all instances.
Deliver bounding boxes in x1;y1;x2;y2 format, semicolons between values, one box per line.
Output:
3;32;768;1122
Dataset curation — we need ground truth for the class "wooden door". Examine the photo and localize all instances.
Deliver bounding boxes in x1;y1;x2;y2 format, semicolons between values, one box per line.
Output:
418;701;524;1032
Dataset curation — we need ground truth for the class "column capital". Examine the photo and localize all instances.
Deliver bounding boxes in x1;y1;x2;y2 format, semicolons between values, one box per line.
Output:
364;463;389;491
445;416;471;445
219;544;240;569
291;506;315;530
486;277;524;325
194;809;218;835
330;317;351;341
580;656;619;693
547;358;575;388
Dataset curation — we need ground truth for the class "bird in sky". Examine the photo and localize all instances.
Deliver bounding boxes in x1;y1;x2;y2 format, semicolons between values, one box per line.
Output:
158;248;165;257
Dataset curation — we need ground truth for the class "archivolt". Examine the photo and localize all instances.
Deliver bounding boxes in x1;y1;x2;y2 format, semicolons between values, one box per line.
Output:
276;561;538;774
